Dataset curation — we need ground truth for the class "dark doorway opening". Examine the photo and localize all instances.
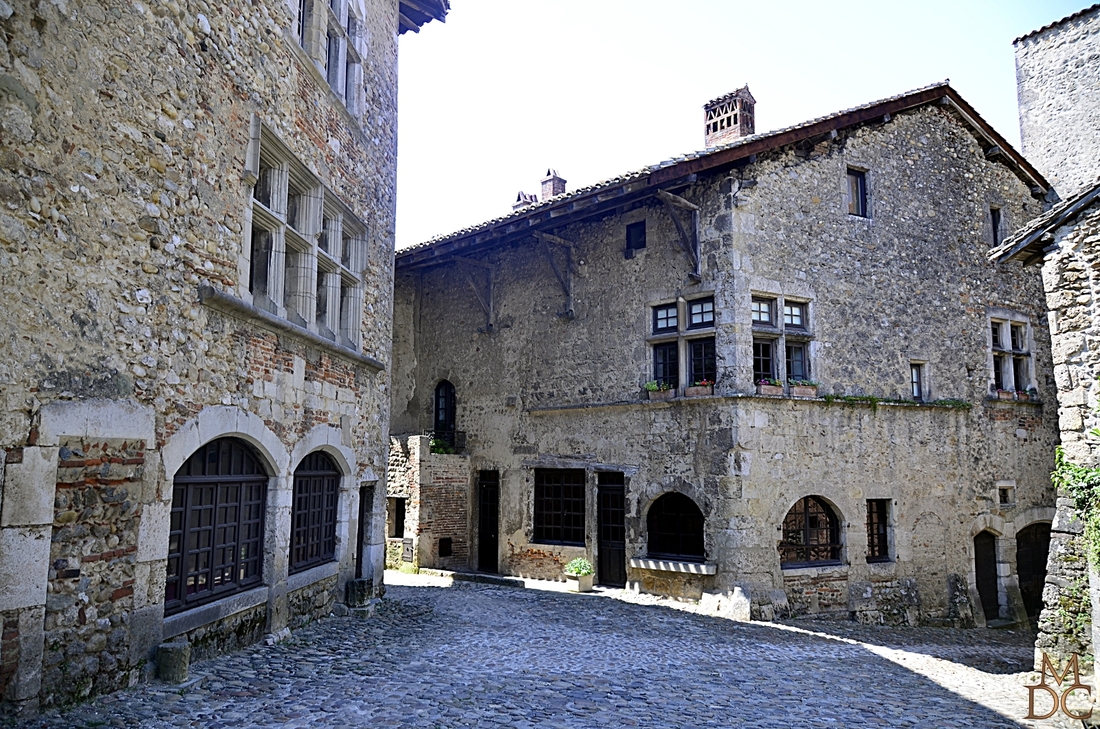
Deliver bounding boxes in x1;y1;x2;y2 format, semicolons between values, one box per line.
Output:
1016;522;1052;627
478;470;499;573
974;530;1000;622
597;472;626;587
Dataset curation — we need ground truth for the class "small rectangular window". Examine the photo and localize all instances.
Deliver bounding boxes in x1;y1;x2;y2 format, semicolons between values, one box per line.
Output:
688;297;714;329
751;297;774;325
991;207;1002;247
993;353;1007;390
786;343;808;382
626;221;646;251
1013;356;1028;392
866;499;890;563
439;537;453;558
910;363;924;401
689;338;716;384
848;168;868;217
327;33;340;87
249;228;272;296
653;342;679;388
991;321;1003;350
653;304;677;333
753;339;774;382
1010;324;1025;352
784;302;806;329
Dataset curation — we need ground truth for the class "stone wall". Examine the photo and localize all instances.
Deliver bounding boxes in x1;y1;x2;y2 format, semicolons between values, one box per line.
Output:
287;574;339;630
0;0;415;714
1033;204;1100;665
1015;5;1100;197
391;101;1057;625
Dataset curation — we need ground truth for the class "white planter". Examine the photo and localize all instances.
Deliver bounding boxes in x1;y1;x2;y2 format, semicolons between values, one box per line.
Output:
565;573;593;592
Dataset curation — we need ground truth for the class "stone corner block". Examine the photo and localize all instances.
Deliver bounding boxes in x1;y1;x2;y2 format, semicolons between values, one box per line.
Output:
0;526;51;611
1;446;58;527
38;398;155;446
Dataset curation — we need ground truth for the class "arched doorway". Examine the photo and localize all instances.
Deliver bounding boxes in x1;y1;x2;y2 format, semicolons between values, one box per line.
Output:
974;530;1000;622
647;492;705;562
1016;522;1052;626
166;437;269;615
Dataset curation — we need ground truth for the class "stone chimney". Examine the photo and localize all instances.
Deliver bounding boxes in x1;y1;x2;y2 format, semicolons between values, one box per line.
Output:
513;191;538;211
704;85;755;147
541;169;566;200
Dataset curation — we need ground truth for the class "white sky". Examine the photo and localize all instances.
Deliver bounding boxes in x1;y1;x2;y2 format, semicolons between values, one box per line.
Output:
395;0;1084;247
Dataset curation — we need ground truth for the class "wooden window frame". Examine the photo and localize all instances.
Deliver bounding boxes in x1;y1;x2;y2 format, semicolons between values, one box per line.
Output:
289;451;340;575
866;499;891;563
533;469;586;546
166;438;268;616
847;168;868;218
779;496;842;568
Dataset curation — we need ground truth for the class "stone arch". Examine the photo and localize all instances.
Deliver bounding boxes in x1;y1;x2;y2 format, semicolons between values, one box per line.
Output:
161;405;290;481
160;406;291;592
964;513;1027;627
912;511;947;620
777;495;843;567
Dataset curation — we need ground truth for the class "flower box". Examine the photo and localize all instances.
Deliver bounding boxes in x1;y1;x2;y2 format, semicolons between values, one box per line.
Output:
648;389;675;401
1015;391;1030;402
756;384;784;396
996;390;1014;400
684;385;713;397
565;573;593;592
790;385;818;398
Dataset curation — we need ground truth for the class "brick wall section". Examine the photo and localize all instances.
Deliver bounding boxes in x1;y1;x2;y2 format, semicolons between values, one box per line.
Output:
417;454;470;571
784;570;850;616
42;438;144;708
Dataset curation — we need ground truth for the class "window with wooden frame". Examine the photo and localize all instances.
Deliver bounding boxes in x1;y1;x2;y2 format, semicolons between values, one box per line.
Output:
689;338;716;385
652;303;677;333
165;438;268;615
752;293;812;385
687;297;715;330
847;168;868;217
289;451;340;574
779;496;841;567
910;362;925;401
989;314;1032;394
753;339;775;382
653;341;679;389
751;297;775;326
866;499;891;563
533;469;585;546
245;119;367;351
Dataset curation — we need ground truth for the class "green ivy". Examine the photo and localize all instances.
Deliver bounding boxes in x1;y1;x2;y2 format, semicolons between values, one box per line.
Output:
818;394;971;412
1052;445;1100;565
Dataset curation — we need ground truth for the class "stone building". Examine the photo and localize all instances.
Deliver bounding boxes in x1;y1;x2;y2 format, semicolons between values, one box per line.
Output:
0;0;445;715
992;4;1100;666
388;82;1060;627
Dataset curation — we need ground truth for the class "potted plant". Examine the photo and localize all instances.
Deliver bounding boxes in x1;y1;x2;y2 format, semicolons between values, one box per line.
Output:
563;557;594;592
685;379;714;397
1015;389;1030;401
644;380;676;401
789;379;820;398
993;387;1014;401
756;378;784;396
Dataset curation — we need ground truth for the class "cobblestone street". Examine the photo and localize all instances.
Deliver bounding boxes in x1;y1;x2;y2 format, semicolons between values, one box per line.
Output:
12;572;1089;728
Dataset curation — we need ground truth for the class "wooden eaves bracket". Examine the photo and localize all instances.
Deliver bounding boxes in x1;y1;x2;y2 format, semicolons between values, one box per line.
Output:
456;256;494;332
657;189;701;280
532;231;575;319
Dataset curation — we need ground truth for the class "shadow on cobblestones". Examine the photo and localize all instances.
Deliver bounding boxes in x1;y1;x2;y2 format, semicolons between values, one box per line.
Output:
11;579;1060;728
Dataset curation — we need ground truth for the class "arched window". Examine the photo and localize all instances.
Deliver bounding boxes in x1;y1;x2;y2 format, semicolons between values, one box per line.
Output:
166;438;268;615
647;492;705;562
779;496;841;567
290;451;340;574
434;380;456;446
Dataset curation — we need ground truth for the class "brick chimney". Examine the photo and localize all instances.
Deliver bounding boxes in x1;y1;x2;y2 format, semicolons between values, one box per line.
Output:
704;85;755;147
541;169;566;200
513;191;538;211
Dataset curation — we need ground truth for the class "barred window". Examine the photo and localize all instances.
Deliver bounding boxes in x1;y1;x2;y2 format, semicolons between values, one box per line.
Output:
779;496;841;567
290;451;340;574
166;438;268;615
533;469;585;546
866;499;891;563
